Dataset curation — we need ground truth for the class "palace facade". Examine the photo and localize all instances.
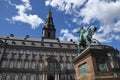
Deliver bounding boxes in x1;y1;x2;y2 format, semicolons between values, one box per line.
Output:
0;10;77;80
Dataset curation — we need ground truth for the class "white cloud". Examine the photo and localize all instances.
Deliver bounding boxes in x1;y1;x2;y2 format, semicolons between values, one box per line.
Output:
45;0;120;43
7;0;43;29
45;0;87;14
59;29;77;41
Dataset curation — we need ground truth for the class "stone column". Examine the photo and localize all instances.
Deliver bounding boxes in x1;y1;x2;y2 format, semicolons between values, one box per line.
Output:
43;73;45;80
45;73;47;80
57;74;59;80
55;73;57;80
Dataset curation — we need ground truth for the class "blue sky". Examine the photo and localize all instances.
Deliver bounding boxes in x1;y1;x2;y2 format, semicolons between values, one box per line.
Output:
0;0;120;50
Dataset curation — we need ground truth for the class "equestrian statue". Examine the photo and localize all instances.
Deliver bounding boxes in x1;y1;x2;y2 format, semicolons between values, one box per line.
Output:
76;26;97;54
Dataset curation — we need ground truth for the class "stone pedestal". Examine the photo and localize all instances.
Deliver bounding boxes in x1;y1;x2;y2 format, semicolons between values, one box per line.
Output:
74;45;120;80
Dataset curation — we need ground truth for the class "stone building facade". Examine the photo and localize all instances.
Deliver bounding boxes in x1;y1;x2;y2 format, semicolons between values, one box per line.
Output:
0;10;77;80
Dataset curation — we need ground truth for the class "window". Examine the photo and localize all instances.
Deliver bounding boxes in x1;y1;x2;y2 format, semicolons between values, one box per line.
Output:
5;48;10;53
17;61;21;68
60;63;64;70
0;74;2;80
67;74;71;80
9;60;14;68
33;50;36;55
38;62;43;70
66;63;70;69
48;32;50;38
79;63;88;76
13;49;16;53
14;74;19;80
22;74;26;80
38;74;42;80
6;74;10;80
26;50;30;54
20;49;24;54
72;63;75;69
31;61;36;69
30;74;34;80
60;74;64;80
48;62;55;71
1;59;7;68
24;60;29;69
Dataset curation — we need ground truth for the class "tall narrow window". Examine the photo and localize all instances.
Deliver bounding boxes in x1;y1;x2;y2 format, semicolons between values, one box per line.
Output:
22;74;26;80
38;62;43;70
17;61;21;68
67;74;71;80
13;49;17;54
5;48;10;54
39;74;42;80
48;62;55;71
9;60;14;68
20;49;24;54
1;59;7;68
66;63;70;69
6;74;10;80
30;74;34;80
60;63;64;70
24;60;29;69
14;74;19;80
31;61;36;69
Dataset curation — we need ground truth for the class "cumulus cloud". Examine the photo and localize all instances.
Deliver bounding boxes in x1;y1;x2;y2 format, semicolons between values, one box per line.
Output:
59;29;77;41
7;0;43;29
45;0;120;43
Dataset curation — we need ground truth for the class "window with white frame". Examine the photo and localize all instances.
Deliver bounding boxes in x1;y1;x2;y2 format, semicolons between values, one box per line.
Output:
14;74;19;80
24;60;29;69
9;60;14;68
1;59;7;68
17;61;21;68
31;61;36;69
6;74;10;80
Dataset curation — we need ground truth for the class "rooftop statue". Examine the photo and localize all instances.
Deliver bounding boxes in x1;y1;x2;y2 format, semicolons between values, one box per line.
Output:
77;26;97;54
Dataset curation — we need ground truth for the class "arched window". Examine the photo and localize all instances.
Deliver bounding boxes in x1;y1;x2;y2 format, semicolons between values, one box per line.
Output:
26;50;30;54
24;60;29;69
13;49;17;54
20;49;24;54
9;59;14;68
1;59;7;68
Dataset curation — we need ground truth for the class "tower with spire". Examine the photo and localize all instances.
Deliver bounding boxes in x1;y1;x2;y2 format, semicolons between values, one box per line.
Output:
42;9;56;39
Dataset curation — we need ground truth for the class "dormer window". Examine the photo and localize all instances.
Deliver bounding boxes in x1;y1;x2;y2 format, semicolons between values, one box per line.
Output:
31;42;35;46
12;40;16;44
22;41;25;45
